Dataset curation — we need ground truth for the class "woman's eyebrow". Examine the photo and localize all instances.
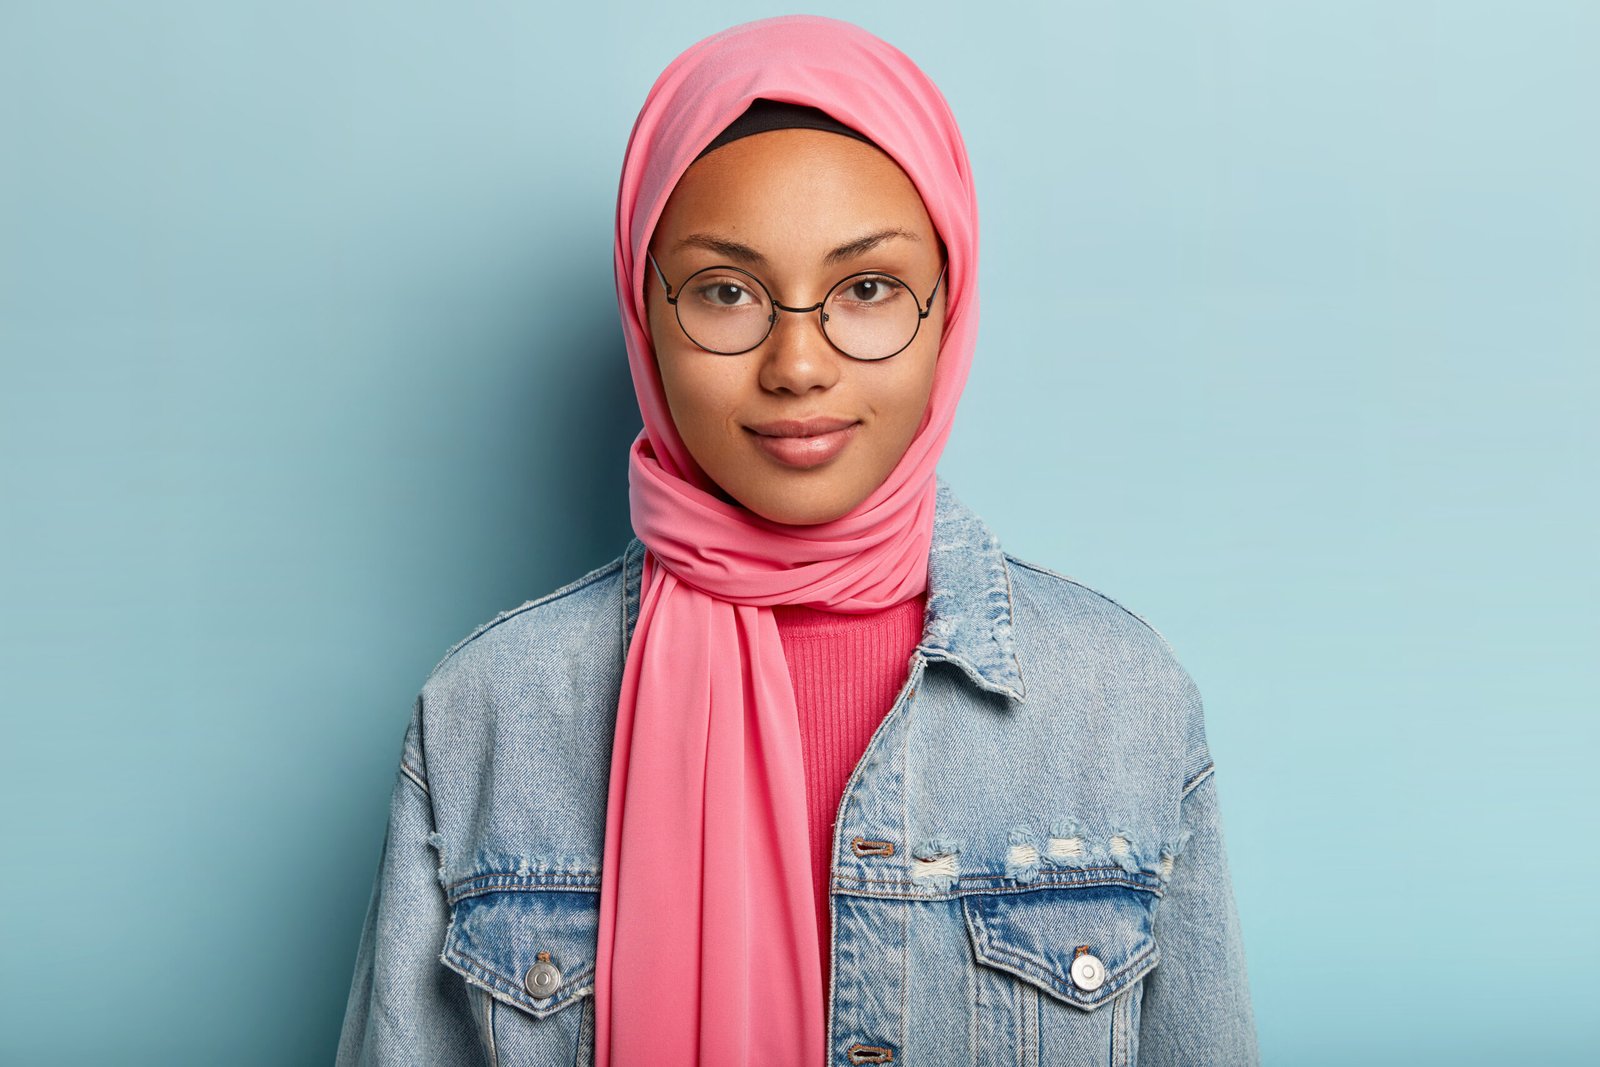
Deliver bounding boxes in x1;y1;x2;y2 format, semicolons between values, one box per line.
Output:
822;228;920;266
672;228;921;268
674;233;769;266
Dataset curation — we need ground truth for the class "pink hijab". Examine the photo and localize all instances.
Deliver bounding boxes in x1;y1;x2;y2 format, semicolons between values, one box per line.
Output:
596;15;979;1064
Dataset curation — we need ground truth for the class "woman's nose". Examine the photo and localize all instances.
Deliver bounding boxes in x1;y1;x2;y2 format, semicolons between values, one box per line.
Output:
757;306;842;395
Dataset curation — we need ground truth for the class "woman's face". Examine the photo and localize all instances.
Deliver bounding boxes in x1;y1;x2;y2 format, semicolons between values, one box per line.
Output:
645;128;946;526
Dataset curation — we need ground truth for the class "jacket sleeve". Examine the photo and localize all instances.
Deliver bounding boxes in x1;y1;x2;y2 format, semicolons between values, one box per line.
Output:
337;699;485;1066
1137;758;1260;1065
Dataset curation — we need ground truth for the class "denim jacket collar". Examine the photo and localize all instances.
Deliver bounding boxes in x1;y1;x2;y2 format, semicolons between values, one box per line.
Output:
620;475;1027;704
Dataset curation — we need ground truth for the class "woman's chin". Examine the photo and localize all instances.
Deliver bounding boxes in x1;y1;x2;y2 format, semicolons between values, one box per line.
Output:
723;474;867;527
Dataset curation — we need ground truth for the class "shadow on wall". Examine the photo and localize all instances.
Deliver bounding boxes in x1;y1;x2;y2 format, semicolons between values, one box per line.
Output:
539;276;639;581
444;251;641;609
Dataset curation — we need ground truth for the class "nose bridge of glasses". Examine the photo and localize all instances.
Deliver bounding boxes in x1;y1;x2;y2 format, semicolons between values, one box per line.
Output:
765;296;832;355
773;298;826;315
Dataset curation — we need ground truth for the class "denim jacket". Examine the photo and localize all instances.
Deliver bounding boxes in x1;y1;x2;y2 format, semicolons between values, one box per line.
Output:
338;478;1258;1066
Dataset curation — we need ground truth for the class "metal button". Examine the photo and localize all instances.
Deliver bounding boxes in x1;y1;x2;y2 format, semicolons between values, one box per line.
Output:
524;953;562;999
1069;952;1106;992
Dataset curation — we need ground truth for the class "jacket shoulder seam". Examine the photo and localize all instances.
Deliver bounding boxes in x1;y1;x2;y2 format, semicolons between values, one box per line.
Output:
1002;552;1184;662
1182;760;1215;798
399;759;430;796
424;554;625;682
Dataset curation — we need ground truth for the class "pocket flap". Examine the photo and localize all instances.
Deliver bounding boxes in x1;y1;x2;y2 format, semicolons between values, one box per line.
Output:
961;885;1160;1010
441;890;599;1019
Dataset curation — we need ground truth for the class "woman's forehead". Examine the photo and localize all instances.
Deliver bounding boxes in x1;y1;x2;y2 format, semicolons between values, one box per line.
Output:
653;129;938;260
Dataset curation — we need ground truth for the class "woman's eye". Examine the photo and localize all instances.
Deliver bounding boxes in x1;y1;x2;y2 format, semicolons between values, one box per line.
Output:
842;276;904;304
692;280;759;308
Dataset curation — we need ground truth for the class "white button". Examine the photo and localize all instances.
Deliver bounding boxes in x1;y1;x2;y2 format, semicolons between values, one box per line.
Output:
1069;952;1105;991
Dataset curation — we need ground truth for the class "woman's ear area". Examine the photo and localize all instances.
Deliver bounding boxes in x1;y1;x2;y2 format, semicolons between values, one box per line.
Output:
927;233;951;349
640;242;665;334
641;260;655;330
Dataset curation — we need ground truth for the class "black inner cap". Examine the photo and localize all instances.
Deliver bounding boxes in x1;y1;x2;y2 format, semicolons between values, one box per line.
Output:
694;98;877;162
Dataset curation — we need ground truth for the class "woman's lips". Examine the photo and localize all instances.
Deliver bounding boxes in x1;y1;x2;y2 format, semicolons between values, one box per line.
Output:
745;420;861;469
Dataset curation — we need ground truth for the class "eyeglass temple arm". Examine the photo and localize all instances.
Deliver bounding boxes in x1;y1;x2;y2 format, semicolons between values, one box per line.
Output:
920;261;948;318
646;250;675;301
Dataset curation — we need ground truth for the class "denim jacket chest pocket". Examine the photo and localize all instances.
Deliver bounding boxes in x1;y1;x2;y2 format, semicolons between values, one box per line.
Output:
963;882;1160;1009
961;882;1161;1067
826;862;1166;1067
439;886;600;1066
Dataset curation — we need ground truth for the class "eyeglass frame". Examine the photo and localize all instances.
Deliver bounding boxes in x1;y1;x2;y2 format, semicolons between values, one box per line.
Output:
645;249;948;361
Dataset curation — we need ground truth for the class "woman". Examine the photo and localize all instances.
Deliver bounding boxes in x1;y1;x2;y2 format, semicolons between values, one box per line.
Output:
338;15;1257;1066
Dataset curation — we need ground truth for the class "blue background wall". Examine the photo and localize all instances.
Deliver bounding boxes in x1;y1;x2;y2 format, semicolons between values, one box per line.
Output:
2;2;1594;1063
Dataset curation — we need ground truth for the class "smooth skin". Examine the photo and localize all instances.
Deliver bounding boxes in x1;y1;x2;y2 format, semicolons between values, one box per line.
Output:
645;128;946;526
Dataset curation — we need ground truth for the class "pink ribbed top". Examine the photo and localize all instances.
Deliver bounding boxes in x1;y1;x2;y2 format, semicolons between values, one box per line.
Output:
771;591;927;1002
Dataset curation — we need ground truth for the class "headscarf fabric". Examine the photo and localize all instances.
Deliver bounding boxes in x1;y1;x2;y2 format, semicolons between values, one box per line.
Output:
597;15;980;1065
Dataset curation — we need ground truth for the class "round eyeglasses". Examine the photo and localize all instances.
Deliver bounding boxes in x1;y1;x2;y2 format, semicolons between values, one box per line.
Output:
647;250;946;361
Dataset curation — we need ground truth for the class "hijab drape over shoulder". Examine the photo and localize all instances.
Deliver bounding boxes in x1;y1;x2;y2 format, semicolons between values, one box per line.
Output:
597;15;980;1065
